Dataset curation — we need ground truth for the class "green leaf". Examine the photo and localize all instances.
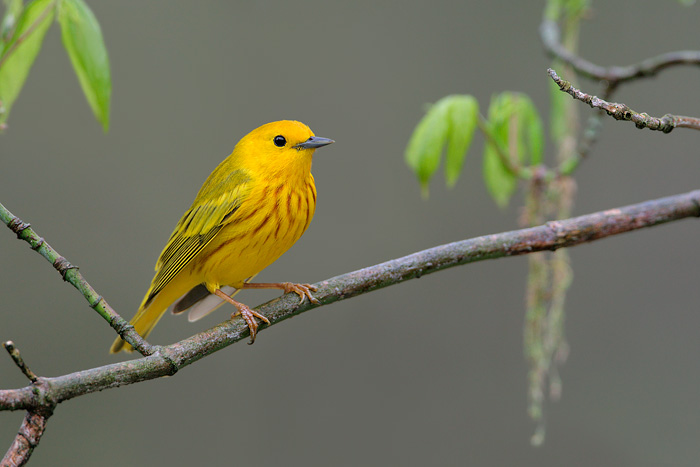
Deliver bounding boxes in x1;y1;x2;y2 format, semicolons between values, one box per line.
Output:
562;0;590;17
0;0;55;127
483;93;517;208
58;0;111;131
1;0;23;46
444;95;478;188
480;92;544;207
516;95;544;166
405;98;451;196
483;132;516;208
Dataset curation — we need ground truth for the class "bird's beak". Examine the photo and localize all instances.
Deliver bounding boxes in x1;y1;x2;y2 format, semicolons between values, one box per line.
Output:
294;136;335;150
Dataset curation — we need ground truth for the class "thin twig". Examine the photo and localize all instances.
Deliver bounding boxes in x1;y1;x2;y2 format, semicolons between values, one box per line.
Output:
548;68;700;133
2;342;37;383
556;77;616;176
540;19;700;83
1;189;698;413
0;202;155;356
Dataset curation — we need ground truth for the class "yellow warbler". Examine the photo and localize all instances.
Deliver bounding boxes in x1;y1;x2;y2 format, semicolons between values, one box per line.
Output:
110;120;333;353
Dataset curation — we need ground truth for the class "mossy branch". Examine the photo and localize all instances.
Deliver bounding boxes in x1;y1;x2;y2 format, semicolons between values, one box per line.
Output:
2;189;699;414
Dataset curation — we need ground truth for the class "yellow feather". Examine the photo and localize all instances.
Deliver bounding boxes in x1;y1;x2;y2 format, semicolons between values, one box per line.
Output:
111;120;332;353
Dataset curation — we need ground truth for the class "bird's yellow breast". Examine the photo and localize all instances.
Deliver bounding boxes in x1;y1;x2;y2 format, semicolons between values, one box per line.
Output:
192;174;316;290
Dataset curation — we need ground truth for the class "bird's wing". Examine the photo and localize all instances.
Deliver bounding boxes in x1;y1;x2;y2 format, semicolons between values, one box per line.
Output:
143;169;251;307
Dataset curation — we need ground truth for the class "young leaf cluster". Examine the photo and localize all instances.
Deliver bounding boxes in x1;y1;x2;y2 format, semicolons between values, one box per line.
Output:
404;95;478;197
404;92;543;207
0;0;110;131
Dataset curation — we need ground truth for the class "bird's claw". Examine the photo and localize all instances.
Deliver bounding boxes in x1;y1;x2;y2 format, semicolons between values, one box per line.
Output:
281;282;319;305
232;305;270;344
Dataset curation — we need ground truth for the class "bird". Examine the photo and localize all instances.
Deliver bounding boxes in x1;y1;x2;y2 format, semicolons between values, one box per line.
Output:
110;120;333;353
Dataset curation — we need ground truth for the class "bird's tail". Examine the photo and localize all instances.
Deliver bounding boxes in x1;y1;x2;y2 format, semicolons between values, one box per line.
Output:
109;301;166;353
110;274;196;353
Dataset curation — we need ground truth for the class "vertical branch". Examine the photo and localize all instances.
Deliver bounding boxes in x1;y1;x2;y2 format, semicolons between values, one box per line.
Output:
544;176;576;395
524;1;593;444
522;174;550;445
523;176;576;446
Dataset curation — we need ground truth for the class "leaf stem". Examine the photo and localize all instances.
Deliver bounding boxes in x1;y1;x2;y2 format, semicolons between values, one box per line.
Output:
478;116;536;180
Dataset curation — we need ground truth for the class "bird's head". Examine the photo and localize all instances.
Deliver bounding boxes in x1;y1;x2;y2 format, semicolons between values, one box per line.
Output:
234;120;334;179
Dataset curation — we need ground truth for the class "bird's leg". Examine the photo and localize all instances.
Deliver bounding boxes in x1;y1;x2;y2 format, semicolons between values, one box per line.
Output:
214;288;270;344
239;282;320;305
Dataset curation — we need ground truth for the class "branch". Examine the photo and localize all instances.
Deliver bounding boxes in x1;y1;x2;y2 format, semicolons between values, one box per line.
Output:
3;342;37;383
2;342;53;467
0;202;154;356
548;68;700;133
557;77;618;177
2;410;52;467
2;189;698;413
540;19;700;83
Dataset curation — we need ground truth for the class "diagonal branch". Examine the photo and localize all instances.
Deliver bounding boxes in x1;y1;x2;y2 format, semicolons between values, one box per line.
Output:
2;189;698;413
548;68;700;132
3;342;37;383
0;202;154;356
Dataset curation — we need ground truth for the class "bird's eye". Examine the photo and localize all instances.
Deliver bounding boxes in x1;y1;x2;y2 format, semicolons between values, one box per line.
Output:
273;135;287;147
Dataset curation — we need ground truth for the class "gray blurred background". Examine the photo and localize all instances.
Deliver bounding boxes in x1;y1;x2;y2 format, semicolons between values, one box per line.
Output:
1;1;699;466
